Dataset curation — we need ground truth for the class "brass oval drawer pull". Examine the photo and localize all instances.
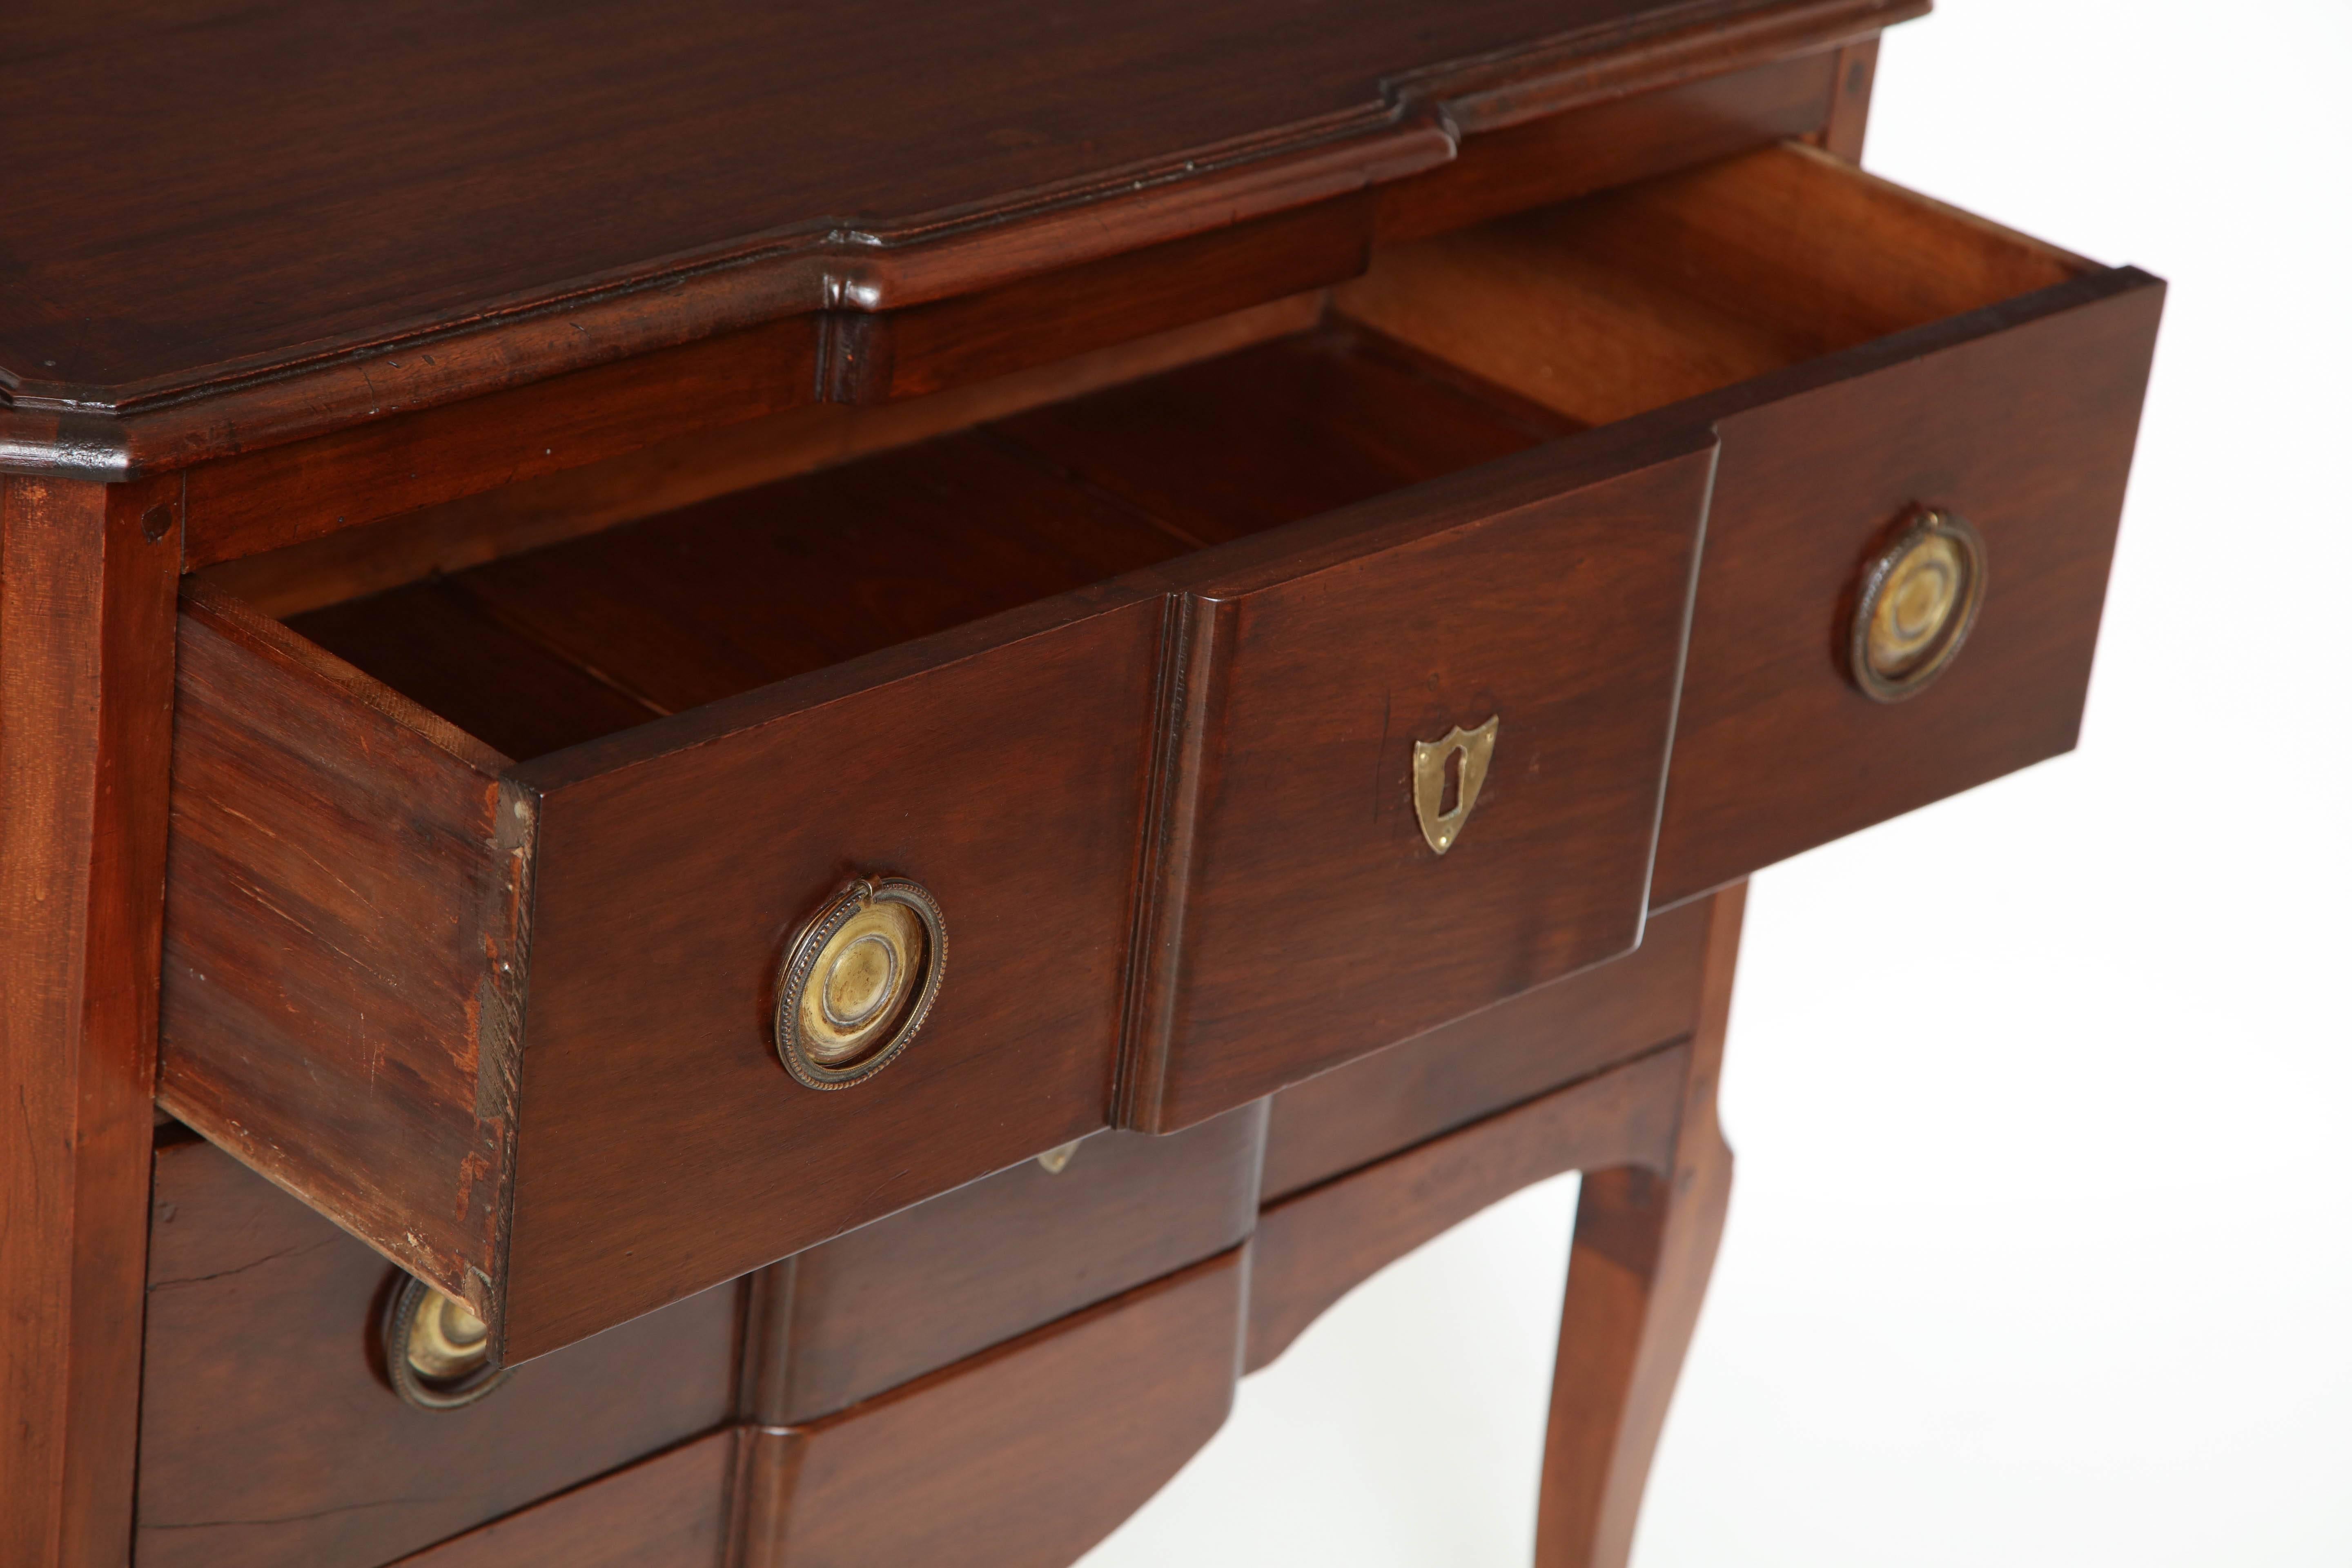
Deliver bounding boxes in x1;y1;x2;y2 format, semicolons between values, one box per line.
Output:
1849;507;1987;702
775;876;948;1090
384;1275;509;1410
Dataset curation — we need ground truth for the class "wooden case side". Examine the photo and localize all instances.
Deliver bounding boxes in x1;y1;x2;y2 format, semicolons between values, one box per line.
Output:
159;581;534;1321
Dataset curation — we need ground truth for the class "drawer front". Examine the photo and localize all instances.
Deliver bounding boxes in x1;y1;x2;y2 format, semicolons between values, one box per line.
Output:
136;1136;737;1568
1122;423;1713;1131
738;1250;1245;1568
499;597;1162;1357
161;583;1163;1362
752;1103;1265;1423
1259;889;1719;1201
1652;269;2164;904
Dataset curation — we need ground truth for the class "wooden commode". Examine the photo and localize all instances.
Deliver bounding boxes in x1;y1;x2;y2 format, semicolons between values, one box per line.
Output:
0;2;2160;1564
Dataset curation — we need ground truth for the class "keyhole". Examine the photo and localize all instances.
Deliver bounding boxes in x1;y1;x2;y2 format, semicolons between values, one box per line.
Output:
1438;746;1465;818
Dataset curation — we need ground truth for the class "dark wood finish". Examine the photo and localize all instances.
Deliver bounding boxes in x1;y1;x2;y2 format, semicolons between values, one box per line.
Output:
1336;145;2164;905
0;473;181;1568
496;592;1163;1359
746;1106;1265;1423
164;570;1165;1361
1372;45;1843;245
158;320;1651;1359
192;296;1327;614
157;140;2163;1363
167;42;1873;568
1535;880;1744;1568
991;325;1582;547
1809;36;1881;162
386;1434;735;1568
1260;895;1715;1202
734;1250;1245;1568
1247;1043;1688;1372
0;0;1918;490
1123;421;1713;1131
159;582;532;1322
381;434;1186;730
135;1138;738;1568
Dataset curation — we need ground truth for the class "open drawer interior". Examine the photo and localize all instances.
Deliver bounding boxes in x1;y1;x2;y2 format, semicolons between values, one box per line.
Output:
165;140;2138;1358
207;143;2094;731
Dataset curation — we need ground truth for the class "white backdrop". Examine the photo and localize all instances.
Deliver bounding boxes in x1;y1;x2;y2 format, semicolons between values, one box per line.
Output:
1080;2;2352;1562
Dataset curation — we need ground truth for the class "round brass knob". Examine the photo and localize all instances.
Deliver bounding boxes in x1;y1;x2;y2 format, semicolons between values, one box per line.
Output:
775;876;947;1090
1848;507;1987;702
383;1274;508;1410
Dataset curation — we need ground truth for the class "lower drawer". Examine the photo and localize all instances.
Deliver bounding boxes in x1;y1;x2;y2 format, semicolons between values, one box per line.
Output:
134;1133;740;1568
392;1252;1246;1568
138;1104;1262;1568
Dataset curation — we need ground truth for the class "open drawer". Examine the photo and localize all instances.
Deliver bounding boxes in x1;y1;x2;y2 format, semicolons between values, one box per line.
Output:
160;141;2158;1357
164;314;1707;1361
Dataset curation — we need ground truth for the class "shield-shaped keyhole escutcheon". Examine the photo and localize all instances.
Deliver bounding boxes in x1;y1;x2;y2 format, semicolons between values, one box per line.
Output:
1412;715;1499;855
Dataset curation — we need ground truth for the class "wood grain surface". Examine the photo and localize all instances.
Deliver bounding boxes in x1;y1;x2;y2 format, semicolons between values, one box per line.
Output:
1123;421;1713;1130
0;0;1921;484
135;1138;738;1568
159;43;1867;567
1247;1043;1688;1371
0;474;181;1568
1260;894;1714;1201
384;1433;735;1568
1335;144;2163;906
188;296;1327;602
747;1105;1265;1424
496;589;1165;1360
736;1250;1246;1568
152;144;2157;1363
1535;882;1744;1568
158;582;532;1322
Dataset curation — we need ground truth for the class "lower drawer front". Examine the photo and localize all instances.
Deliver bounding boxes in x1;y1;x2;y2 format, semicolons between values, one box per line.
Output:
392;1252;1243;1568
135;1136;739;1568
1259;890;1719;1201
140;1097;1264;1568
752;1104;1266;1423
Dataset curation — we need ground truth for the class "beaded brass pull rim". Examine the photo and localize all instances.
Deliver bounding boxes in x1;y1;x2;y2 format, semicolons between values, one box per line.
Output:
1848;507;1987;703
383;1274;508;1411
774;876;948;1091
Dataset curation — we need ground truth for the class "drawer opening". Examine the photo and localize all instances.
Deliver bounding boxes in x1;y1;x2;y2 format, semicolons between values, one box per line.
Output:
270;323;1583;762
1334;140;2093;430
207;144;2095;771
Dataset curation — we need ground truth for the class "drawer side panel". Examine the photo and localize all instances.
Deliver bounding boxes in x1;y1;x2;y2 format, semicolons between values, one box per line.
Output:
159;586;530;1315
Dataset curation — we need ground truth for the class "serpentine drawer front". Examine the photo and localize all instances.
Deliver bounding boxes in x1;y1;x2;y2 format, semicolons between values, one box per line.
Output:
155;140;2158;1364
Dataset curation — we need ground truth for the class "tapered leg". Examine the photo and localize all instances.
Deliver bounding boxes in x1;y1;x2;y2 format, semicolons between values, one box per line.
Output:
1534;882;1744;1568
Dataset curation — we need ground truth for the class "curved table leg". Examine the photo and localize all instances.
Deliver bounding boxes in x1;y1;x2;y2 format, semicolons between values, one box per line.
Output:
1535;881;1743;1568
